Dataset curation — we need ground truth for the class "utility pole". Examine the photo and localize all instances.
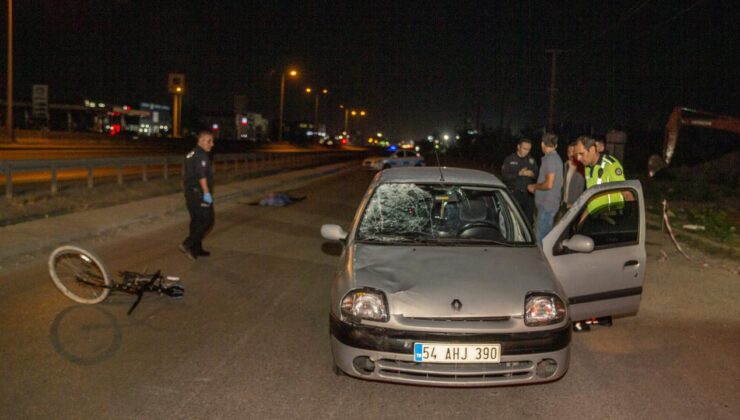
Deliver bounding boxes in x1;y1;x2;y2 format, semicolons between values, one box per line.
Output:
475;99;481;132
278;72;286;142
546;49;562;133
6;0;14;141
168;73;185;138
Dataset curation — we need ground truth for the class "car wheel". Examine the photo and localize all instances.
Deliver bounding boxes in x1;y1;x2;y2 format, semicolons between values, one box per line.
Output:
415;162;423;167
382;164;391;170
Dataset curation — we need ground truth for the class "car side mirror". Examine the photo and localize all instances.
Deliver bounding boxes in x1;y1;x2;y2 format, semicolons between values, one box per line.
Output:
321;224;348;242
562;234;594;253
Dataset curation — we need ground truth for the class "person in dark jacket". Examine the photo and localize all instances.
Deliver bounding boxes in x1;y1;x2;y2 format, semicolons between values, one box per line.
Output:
179;131;215;260
501;138;538;223
563;140;586;208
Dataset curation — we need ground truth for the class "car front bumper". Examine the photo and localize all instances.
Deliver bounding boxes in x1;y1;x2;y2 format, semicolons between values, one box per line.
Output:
330;315;571;386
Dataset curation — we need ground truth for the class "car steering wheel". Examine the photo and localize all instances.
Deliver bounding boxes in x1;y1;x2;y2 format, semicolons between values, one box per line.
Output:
457;221;501;236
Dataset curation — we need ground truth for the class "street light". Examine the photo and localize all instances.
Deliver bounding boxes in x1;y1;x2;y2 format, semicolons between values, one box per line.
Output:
339;105;367;140
305;87;328;136
278;68;299;142
6;0;13;140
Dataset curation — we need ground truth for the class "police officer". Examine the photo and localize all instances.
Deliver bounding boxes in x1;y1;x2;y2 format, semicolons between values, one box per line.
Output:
574;135;627;215
572;135;631;331
179;131;215;260
501;138;538;223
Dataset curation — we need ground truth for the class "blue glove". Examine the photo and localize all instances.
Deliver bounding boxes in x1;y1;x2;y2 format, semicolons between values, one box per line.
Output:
203;192;213;204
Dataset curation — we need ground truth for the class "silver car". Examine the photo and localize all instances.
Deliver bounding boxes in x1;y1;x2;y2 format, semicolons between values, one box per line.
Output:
321;167;646;386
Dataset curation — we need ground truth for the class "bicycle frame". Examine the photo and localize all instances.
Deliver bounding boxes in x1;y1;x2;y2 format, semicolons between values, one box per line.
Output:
76;270;183;315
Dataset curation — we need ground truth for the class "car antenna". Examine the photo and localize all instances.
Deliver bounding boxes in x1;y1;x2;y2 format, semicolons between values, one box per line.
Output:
433;147;445;182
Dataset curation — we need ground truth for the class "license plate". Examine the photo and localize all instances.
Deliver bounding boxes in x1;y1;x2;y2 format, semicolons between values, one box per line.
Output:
413;343;501;363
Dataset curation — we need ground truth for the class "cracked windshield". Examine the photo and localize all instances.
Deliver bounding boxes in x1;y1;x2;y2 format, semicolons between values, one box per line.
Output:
357;183;533;244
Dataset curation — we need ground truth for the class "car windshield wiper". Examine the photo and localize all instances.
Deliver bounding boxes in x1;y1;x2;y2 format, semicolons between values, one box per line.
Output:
397;231;437;240
358;232;437;244
437;237;524;247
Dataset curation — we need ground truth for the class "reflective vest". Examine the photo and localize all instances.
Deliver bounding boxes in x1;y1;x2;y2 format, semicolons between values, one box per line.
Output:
584;154;626;214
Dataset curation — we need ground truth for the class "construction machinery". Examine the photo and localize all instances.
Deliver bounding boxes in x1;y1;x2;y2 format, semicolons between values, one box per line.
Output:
648;107;740;177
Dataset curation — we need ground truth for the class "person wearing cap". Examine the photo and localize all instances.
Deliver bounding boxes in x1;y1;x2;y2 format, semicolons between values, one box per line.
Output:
501;138;538;224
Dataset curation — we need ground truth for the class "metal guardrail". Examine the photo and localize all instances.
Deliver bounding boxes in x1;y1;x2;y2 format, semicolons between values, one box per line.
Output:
0;151;364;199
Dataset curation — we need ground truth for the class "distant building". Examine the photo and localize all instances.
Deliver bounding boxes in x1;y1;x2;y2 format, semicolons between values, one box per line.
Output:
200;112;269;141
237;112;269;142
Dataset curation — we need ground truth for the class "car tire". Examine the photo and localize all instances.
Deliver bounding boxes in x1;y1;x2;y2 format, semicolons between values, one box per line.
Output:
382;164;391;170
415;162;423;167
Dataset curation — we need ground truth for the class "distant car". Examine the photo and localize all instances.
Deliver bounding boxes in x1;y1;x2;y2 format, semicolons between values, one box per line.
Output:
321;167;646;386
362;150;425;170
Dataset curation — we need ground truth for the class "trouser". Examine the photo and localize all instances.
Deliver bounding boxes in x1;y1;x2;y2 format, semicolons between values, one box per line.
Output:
535;205;556;246
183;188;214;252
511;189;535;225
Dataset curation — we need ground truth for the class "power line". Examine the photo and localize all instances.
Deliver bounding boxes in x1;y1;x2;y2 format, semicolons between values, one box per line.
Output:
631;0;706;41
571;0;652;53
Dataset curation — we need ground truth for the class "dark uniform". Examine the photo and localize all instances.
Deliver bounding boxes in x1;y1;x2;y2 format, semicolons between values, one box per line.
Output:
182;146;214;256
501;153;539;223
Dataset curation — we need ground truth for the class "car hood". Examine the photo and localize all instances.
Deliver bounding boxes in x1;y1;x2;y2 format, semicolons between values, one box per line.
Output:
350;244;556;318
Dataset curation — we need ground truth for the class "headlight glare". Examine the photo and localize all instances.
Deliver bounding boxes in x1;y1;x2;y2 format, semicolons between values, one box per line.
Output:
341;289;389;322
524;294;566;326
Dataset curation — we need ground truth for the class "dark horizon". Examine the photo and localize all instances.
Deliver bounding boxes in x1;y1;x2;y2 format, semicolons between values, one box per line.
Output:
2;0;738;140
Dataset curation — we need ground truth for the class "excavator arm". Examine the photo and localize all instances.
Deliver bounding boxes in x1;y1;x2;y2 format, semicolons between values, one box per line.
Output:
649;107;740;176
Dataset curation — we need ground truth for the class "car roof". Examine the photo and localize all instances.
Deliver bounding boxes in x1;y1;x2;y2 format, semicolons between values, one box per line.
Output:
376;167;506;187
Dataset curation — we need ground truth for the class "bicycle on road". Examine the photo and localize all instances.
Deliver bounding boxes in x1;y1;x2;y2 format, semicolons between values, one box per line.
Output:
49;245;184;315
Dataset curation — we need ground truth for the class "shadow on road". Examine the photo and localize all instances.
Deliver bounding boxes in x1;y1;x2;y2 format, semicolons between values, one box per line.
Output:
49;305;122;365
321;242;343;256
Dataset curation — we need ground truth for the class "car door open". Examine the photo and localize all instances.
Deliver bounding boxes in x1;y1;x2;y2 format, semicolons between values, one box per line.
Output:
542;180;646;321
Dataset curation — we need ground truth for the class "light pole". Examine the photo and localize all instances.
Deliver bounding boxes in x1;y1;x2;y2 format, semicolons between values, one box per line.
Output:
339;105;366;142
6;0;13;140
306;87;328;134
278;69;298;142
546;49;562;133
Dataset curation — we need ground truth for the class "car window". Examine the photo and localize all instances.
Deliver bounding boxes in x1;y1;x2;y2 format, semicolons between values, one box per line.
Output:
565;188;639;249
356;183;534;245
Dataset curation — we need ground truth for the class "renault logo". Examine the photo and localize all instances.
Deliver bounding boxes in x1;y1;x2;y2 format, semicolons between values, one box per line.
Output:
451;299;462;312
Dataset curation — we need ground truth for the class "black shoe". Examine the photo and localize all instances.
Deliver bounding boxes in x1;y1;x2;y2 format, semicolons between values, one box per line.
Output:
178;243;196;261
196;249;211;257
573;321;591;332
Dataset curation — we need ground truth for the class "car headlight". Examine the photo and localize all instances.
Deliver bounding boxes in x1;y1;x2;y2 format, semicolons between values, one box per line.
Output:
524;294;566;326
341;288;389;322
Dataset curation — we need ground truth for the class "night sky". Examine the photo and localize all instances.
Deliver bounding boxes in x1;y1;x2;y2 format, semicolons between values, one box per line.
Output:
3;0;739;139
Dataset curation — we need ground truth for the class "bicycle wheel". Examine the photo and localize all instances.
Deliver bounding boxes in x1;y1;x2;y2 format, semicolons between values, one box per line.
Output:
49;245;112;304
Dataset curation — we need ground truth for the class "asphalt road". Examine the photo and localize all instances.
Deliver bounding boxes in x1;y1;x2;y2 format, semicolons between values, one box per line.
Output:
0;169;738;419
